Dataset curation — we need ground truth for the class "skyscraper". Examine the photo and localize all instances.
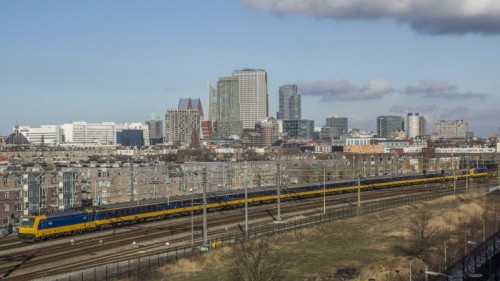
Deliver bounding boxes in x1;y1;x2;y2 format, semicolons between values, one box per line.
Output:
232;69;268;130
216;77;243;138
277;84;301;120
207;81;217;122
376;116;404;138
165;98;202;146
407;112;420;139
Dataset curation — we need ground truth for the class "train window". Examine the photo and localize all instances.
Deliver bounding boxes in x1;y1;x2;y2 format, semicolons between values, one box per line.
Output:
21;217;35;227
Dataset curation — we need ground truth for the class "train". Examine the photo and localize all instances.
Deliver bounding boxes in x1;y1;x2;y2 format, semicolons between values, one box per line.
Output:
18;168;488;242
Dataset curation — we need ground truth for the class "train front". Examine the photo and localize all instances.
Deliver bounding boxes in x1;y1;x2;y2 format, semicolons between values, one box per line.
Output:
18;215;39;242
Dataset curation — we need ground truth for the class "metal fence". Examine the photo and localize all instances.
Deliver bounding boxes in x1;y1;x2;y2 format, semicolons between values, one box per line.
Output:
47;187;476;281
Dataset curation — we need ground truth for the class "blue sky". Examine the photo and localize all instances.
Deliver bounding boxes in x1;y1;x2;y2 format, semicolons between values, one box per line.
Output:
1;0;499;137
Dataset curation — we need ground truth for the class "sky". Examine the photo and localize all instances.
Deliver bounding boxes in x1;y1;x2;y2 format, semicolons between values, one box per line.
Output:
1;0;500;138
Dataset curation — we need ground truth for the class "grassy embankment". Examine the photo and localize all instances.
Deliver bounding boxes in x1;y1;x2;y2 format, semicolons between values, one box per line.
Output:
146;192;496;281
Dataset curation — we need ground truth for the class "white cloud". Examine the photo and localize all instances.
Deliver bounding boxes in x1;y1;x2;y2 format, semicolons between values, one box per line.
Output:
298;77;393;101
243;0;500;35
405;79;488;99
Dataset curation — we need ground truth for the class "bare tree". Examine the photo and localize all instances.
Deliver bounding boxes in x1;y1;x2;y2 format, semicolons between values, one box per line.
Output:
408;211;439;258
224;237;288;281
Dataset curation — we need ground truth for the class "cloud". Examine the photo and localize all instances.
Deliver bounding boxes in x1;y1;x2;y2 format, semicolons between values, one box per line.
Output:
243;0;500;35
298;77;393;101
405;79;488;99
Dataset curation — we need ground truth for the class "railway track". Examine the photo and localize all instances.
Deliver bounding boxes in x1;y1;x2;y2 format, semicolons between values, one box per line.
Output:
0;178;495;280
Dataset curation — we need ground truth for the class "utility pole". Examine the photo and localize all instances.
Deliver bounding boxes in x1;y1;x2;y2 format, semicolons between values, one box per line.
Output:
244;162;248;237
130;163;135;202
165;163;170;205
357;173;361;215
276;161;281;221
202;166;208;246
323;163;326;215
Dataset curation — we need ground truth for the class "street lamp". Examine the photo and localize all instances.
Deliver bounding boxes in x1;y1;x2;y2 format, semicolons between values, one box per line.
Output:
407;257;414;281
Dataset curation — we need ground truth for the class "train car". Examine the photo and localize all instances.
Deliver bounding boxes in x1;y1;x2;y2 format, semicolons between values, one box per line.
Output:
18;210;96;242
470;167;487;177
18;169;488;242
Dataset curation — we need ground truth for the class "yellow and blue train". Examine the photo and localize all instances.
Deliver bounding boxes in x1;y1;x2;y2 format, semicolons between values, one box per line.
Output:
18;168;488;242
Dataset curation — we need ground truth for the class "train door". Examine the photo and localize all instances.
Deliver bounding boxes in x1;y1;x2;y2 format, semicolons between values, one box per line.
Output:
38;219;46;237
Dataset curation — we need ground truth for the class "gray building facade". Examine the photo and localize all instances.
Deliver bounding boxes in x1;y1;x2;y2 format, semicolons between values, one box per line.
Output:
277;84;301;120
216;77;243;138
283;119;315;140
377;116;404;138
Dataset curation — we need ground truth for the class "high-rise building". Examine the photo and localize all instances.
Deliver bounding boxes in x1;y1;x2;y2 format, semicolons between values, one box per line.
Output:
232;69;268;130
419;116;427;136
145;113;163;145
165;98;203;146
216;77;243;138
376;116;404;138
255;117;279;147
207;81;218;122
321;117;348;139
277;84;301;120
432;120;469;139
407;112;420;139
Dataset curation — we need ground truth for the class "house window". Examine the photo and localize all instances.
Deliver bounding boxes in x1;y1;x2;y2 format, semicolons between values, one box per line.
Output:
4;204;9;212
4;191;8;199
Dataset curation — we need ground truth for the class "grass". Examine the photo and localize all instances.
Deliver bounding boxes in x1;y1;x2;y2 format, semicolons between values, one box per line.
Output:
152;192;495;281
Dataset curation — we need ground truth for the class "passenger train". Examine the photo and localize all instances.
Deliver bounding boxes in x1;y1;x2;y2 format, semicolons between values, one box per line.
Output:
18;168;488;242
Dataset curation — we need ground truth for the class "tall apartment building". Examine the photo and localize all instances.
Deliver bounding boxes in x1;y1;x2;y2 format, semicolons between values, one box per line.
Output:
165;98;203;146
432;120;469;139
376;116;404;138
216;77;243;138
277;84;301;120
255;117;279;147
232;69;268;130
321;117;348;139
145;113;163;145
407;112;420;139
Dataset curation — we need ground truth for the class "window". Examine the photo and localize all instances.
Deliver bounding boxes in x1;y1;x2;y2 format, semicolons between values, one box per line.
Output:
4;191;8;199
2;176;8;186
4;203;9;212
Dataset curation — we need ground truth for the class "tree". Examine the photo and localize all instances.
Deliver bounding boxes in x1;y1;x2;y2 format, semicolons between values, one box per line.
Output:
224;237;288;281
407;211;439;258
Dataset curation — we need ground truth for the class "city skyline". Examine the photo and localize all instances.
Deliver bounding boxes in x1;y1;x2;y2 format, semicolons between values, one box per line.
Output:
2;1;499;137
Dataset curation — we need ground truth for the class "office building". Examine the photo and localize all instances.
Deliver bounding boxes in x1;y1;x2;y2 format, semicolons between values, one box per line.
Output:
419;116;427;136
232;69;268;130
277;84;301;120
282;119;315;140
432;120;469;139
377;116;404;138
216;77;243;138
321;117;348;139
145;113;163;145
207;81;218;122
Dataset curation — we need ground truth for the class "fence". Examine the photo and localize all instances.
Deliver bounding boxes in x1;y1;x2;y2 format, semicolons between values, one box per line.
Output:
48;187;478;281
